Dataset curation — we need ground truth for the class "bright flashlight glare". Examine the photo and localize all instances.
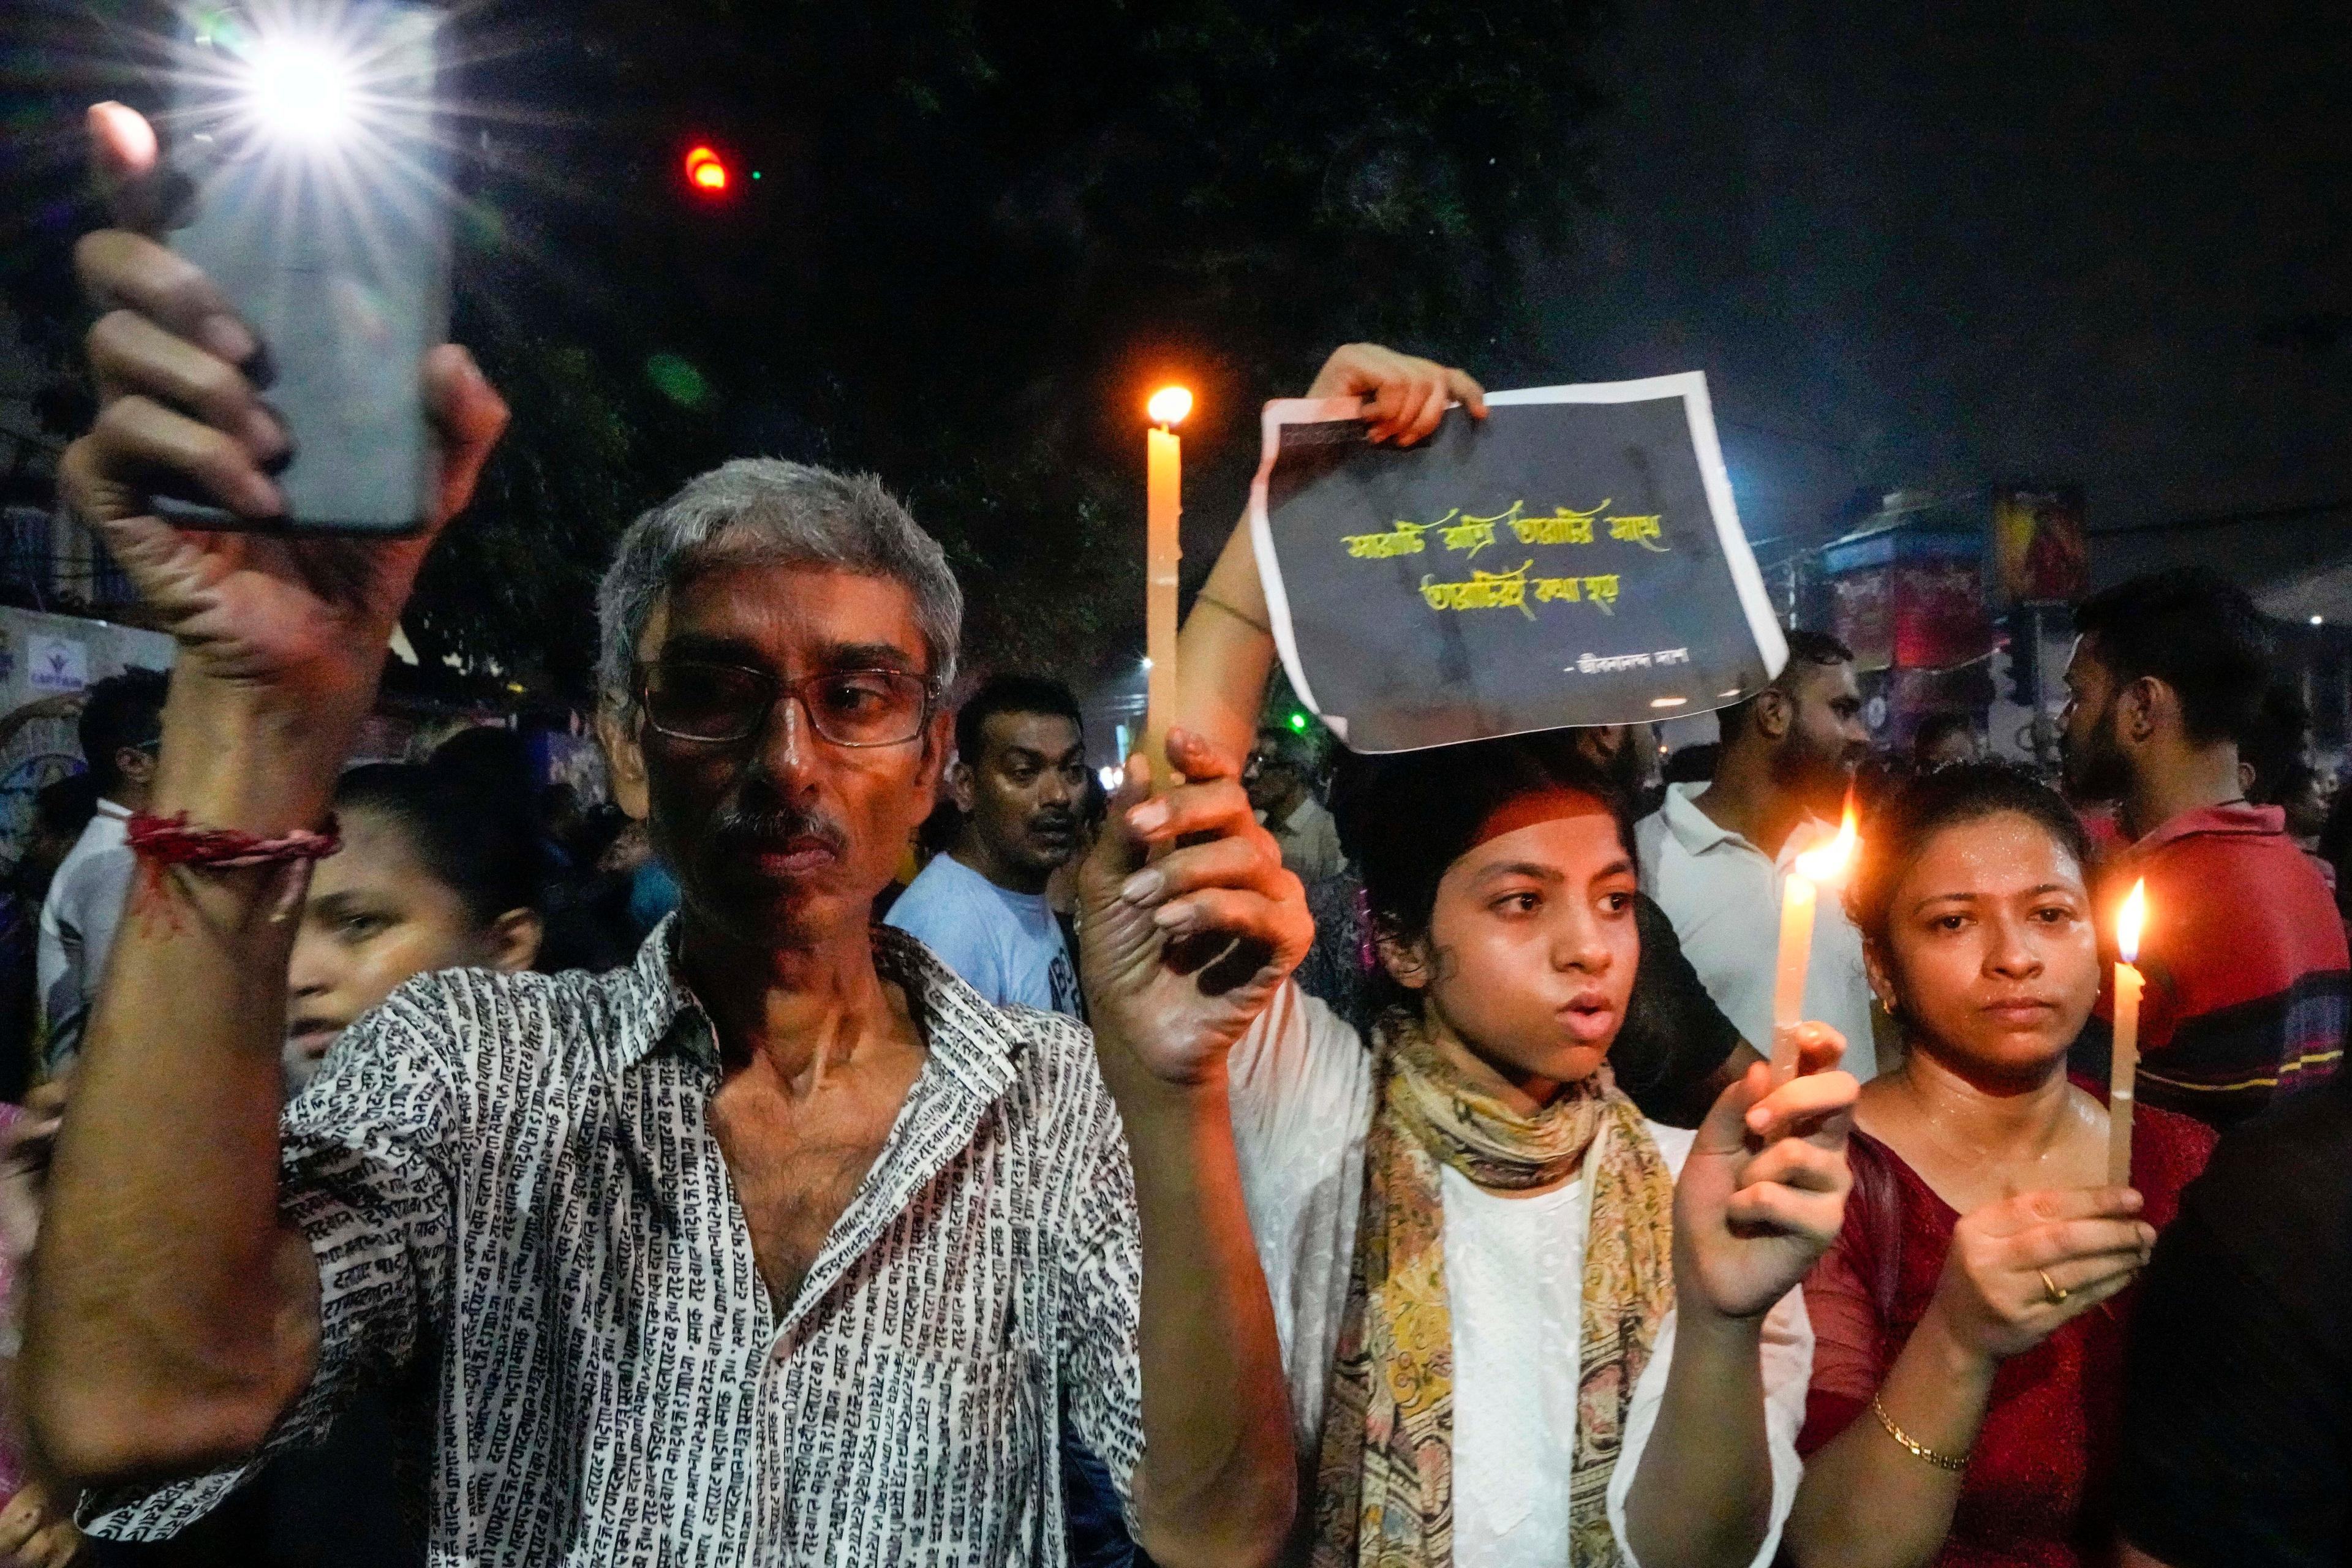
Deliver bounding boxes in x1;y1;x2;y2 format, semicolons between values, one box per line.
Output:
1148;386;1193;426
247;38;358;142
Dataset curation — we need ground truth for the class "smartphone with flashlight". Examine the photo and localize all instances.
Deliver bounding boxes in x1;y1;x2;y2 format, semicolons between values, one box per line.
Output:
157;0;449;535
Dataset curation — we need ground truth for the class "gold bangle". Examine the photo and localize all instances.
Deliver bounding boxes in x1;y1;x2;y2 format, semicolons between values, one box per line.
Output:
1871;1393;1970;1472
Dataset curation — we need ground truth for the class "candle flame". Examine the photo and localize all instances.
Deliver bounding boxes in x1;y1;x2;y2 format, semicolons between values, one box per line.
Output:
2117;878;2147;965
1793;794;1860;885
1147;385;1194;426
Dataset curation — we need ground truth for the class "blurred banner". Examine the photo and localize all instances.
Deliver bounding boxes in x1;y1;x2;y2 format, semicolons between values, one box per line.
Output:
1992;484;2089;604
1246;374;1785;753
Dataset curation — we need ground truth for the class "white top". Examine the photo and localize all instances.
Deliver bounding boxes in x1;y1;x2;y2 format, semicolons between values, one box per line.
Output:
886;851;1082;1016
1635;783;1877;1081
35;798;134;1065
1227;981;1812;1568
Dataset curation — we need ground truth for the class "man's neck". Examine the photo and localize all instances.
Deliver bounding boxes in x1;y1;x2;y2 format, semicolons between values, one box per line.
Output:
949;839;1048;897
677;910;905;1093
1691;747;1811;861
2123;741;2244;842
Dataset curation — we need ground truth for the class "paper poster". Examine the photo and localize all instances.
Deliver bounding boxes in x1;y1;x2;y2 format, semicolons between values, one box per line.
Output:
1246;374;1787;752
27;634;88;695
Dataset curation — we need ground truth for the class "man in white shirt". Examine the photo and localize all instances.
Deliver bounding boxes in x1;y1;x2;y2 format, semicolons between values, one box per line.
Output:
1245;728;1344;885
1636;629;1879;1079
888;673;1088;1015
36;666;167;1069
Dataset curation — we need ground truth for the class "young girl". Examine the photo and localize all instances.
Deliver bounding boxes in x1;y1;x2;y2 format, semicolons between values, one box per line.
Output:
1145;342;1859;1566
1787;763;2212;1568
285;761;544;1090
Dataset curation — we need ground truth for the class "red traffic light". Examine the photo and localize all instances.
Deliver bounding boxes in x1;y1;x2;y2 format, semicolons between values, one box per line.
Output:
684;145;729;194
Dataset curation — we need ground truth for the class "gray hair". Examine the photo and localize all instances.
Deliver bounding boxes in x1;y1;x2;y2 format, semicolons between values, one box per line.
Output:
595;459;963;712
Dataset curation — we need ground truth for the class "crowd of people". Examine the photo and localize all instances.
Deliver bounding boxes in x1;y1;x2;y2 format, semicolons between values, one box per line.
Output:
0;100;2335;1568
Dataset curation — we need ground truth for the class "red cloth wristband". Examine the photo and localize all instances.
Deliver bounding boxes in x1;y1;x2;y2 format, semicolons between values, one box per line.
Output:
126;812;342;869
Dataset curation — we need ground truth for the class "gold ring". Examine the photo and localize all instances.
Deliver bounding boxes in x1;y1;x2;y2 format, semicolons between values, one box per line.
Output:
2038;1268;2069;1305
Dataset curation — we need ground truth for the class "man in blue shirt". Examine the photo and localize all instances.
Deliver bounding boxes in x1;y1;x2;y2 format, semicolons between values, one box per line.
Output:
889;674;1088;1016
884;673;1133;1567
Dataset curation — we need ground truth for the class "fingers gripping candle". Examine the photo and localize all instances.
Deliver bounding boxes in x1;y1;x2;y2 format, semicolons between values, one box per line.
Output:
2108;879;2147;1186
1771;797;1860;1085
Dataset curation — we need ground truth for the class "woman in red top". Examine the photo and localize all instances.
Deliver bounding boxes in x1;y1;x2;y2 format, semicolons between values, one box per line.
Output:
1787;762;2214;1568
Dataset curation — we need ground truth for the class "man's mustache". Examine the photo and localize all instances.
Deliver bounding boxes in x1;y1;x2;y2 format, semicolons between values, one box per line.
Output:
710;802;849;856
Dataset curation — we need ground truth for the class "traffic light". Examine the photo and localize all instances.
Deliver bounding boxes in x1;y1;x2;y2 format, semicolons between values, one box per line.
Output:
684;145;729;195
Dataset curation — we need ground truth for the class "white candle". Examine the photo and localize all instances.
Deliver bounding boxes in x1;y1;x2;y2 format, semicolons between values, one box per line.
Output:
1771;801;1859;1084
1773;873;1817;1037
2108;879;2147;1185
1144;386;1190;790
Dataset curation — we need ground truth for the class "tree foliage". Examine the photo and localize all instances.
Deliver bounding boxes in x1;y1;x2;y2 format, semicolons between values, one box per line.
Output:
2;0;1609;696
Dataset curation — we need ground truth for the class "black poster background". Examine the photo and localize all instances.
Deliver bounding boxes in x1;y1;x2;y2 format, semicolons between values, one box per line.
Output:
1256;393;1777;752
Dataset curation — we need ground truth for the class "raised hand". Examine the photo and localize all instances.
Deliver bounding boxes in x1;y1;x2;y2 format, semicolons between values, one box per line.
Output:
55;102;505;707
1925;1186;2154;1363
1304;342;1490;445
1674;1022;1858;1321
1078;728;1311;1093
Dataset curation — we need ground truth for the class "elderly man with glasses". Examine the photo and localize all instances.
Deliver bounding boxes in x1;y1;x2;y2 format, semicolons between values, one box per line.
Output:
23;104;1301;1568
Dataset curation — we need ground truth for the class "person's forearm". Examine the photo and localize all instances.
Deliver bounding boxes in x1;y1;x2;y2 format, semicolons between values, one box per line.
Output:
1174;518;1277;766
1119;1072;1296;1568
1784;1306;1996;1568
1624;1305;1774;1568
23;677;355;1483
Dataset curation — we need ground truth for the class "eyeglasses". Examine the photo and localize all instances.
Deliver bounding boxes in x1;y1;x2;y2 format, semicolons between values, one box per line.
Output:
635;659;935;747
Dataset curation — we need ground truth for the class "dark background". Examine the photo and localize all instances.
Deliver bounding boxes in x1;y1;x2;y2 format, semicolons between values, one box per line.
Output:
2;0;2346;702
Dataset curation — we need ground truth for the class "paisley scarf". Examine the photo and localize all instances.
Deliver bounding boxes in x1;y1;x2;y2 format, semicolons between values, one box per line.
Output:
1311;1011;1678;1567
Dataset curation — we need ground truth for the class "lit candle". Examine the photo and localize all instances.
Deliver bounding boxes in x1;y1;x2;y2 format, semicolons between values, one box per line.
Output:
2108;879;2147;1185
1771;797;1860;1084
1144;385;1191;791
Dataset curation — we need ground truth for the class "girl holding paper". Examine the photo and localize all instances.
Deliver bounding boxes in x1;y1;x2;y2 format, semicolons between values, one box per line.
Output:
1155;343;1859;1567
1784;763;2213;1568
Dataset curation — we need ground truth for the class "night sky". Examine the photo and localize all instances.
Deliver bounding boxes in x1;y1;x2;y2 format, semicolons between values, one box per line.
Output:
1523;1;2352;594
